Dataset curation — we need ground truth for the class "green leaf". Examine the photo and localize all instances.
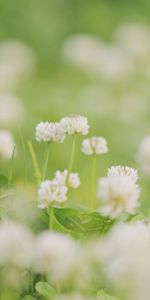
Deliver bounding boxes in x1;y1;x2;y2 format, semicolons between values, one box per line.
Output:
0;174;8;188
54;207;113;237
35;281;56;300
97;290;118;300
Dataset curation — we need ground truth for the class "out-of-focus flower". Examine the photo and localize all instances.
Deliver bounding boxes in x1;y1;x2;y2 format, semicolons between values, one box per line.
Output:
0;130;16;159
98;175;140;218
38;180;68;208
60;115;89;136
0;221;34;268
62;35;134;80
115;23;150;61
55;170;80;188
35;122;66;143
82;136;108;155
137;136;150;176
35;231;80;282
0;40;36;90
62;34;106;73
0;93;24;126
100;222;150;300
108;166;138;183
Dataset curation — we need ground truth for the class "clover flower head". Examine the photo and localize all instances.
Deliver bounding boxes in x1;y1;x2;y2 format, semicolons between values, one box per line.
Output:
55;170;81;189
108;165;138;183
60;115;89;136
98;175;140;218
38;180;68;209
35;121;65;143
82;136;108;155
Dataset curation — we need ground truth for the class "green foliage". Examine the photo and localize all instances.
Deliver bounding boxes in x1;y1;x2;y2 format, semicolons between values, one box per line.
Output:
35;281;56;300
54;207;114;237
97;290;118;300
0;174;8;188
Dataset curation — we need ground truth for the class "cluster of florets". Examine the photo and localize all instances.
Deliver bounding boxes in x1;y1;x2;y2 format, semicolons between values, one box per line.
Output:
98;166;140;218
38;170;81;208
35;115;90;144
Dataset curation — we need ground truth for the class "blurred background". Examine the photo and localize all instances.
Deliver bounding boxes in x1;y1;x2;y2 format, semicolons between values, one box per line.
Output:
0;0;150;212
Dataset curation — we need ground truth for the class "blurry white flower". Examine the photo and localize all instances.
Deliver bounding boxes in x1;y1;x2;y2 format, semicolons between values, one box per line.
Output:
108;166;138;183
38;180;68;208
98;176;140;218
35;231;80;282
0;93;24;126
0;130;16;159
0;40;35;90
0;221;34;268
35;122;66;143
55;170;80;188
60;115;89;135
137;136;150;176
82;136;108;155
62;35;133;80
98;45;134;80
100;222;150;300
62;34;106;74
115;23;150;61
68;173;81;188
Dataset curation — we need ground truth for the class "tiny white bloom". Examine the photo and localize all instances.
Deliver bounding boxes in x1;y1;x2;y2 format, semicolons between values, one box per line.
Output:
55;170;81;189
0;130;16;159
60;115;89;136
82;136;108;155
137;135;150;176
38;180;68;208
108;166;138;183
68;172;81;188
98;176;140;218
35;122;65;143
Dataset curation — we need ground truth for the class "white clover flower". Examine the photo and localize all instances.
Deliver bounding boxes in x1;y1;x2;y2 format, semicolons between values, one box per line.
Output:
35;231;80;281
35;122;66;143
0;221;34;268
38;180;68;209
137;136;150;176
82;136;108;155
108;166;138;183
98;176;140;218
55;170;80;188
60;115;89;136
100;222;150;300
0;130;16;159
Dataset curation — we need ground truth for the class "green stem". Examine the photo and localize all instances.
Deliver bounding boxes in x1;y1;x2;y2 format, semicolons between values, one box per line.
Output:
42;142;51;180
8;146;16;186
27;140;41;184
49;206;54;229
68;134;77;174
18;127;28;184
90;154;97;210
